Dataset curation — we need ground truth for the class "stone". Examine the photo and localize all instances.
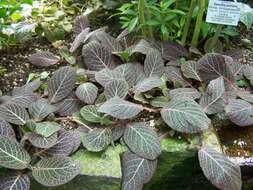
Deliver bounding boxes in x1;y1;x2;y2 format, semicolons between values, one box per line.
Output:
29;137;219;190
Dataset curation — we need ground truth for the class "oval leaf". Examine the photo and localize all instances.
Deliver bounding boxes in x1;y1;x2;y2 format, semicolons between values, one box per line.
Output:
144;49;164;77
169;88;201;100
95;68;123;87
0;173;30;190
121;151;157;190
197;53;234;83
0;119;16;139
98;97;143;119
198;147;241;190
73;15;90;36
161;98;210;133
200;77;225;114
28;51;60;67
0;103;29;125
29;99;57;121
105;79;129;99
28;133;58;149
45;130;77;156
181;61;201;81
48;66;76;103
32;157;81;187
82;128;112;152
225;99;253;126
35;122;61;138
0;136;31;169
55;94;83;116
82;41;113;71
134;77;163;93
75;83;98;104
80;105;102;123
124;122;161;160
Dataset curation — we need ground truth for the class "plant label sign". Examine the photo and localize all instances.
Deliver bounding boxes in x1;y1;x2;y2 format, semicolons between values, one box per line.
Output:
206;0;241;26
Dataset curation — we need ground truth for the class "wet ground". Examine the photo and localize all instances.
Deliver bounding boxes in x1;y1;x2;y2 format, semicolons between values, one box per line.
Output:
0;39;63;94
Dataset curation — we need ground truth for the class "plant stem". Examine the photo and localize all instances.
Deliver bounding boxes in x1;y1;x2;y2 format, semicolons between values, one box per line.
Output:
143;106;161;113
191;0;205;47
181;0;196;45
138;0;153;38
209;24;223;52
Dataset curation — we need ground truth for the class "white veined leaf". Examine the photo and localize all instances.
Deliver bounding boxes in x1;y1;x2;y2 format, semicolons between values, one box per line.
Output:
124;122;161;160
73;15;90;36
29;99;57;121
168;88;201;100
32;157;81;187
144;49;164;77
70;130;82;153
104;79;129;99
114;63;138;86
93;31;123;52
225;99;253;126
82;41;113;71
28;133;58;149
48;66;76;103
28;51;60;67
35;122;61;138
95;68;123;87
243;64;253;81
1;92;38;108
55;94;83;116
70;27;90;53
45;130;77;156
198;147;241;190
0;103;29;125
224;55;244;80
75;83;98;104
200;77;226;114
12;79;41;96
181;61;202;81
0;136;31;169
237;90;253;103
82;128;112;152
164;66;191;87
121;151;157;190
98;97;143;119
131;39;154;55
197;53;235;83
161;97;211;133
0;118;16;139
80;105;102;123
134;76;163;93
0;173;30;190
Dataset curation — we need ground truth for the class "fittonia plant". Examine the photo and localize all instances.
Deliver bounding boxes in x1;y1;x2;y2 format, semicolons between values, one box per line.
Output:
0;15;252;190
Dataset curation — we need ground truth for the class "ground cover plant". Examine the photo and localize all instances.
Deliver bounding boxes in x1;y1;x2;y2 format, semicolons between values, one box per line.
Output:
0;15;253;190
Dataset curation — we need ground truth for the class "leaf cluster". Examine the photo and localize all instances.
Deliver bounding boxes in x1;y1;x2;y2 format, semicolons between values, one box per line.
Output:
1;15;253;190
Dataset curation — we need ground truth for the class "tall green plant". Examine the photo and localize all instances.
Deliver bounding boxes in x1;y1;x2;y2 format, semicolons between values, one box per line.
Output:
138;0;153;37
181;0;196;45
191;0;205;47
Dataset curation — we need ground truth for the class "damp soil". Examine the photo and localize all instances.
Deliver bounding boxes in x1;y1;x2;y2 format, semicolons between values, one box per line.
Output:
216;125;253;158
0;38;65;94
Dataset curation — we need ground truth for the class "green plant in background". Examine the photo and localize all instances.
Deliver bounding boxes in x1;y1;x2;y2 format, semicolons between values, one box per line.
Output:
116;0;186;40
146;0;186;40
116;0;250;51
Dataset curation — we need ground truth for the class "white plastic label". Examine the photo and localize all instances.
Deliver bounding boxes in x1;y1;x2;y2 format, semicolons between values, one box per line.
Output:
206;0;241;26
